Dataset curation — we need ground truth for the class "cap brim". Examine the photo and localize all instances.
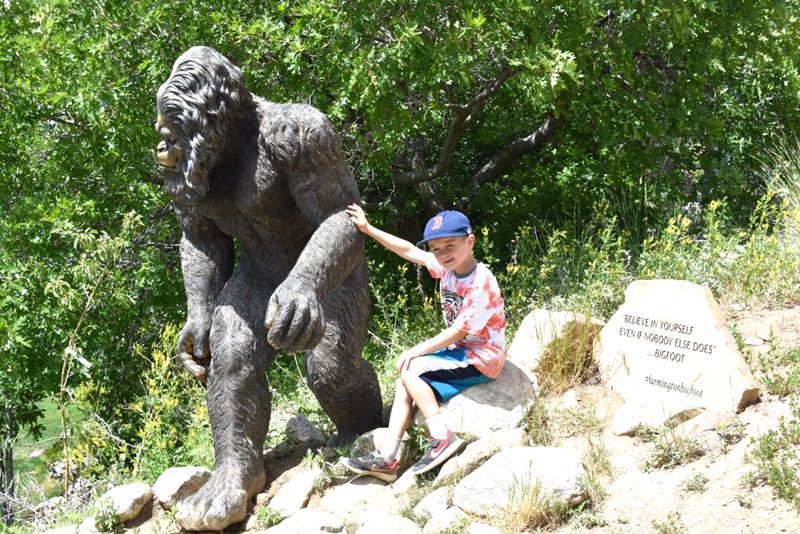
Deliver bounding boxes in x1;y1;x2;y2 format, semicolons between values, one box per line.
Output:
416;232;470;247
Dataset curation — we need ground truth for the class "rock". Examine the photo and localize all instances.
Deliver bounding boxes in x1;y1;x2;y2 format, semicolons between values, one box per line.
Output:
392;469;418;495
43;526;78;534
413;487;450;520
509;309;604;381
243;513;260;531
29;447;46;458
467;523;502;534
318;477;398;524
267;467;321;517
436;427;527;483
671;411;733;441
452;446;584;518
254;508;344;533
152;466;211;510
596;280;760;435
741;400;793;439
743;336;765;346
35;496;65;516
96;482;152;523
356;514;421;534
285;415;326;446
422;506;466;533
77;517;102;534
415;360;536;439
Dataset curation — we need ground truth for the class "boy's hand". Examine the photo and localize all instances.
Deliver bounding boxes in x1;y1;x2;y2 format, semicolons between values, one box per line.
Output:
345;203;369;234
395;350;417;373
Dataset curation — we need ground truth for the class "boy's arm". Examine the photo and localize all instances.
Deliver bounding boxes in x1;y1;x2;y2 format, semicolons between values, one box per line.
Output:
346;204;432;266
396;326;467;372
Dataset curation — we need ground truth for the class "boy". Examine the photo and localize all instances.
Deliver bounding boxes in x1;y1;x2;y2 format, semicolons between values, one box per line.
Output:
342;204;506;481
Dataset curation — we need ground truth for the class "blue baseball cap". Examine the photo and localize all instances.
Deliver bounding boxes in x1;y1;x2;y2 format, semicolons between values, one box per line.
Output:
417;210;473;246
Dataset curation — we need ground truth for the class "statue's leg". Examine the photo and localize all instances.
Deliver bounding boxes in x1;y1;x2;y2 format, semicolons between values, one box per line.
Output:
176;272;274;532
306;261;383;446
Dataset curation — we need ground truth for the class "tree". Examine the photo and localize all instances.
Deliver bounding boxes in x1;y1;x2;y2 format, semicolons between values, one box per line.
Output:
0;1;798;517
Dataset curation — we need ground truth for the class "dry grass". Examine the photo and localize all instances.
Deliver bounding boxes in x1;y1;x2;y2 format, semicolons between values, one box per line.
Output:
501;477;570;533
536;319;602;395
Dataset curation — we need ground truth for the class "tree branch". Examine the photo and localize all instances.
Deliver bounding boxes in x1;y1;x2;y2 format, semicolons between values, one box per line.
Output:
394;66;515;186
471;111;560;187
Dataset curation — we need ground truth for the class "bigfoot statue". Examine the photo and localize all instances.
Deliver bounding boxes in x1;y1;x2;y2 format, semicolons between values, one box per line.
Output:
154;46;383;530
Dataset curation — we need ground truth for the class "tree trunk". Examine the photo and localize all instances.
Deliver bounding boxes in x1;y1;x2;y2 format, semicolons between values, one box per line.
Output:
1;404;14;525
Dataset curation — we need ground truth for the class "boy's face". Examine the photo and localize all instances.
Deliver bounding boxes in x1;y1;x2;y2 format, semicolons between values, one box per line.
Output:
428;235;476;275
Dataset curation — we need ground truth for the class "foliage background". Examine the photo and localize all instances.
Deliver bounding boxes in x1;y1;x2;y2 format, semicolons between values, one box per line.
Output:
0;0;799;522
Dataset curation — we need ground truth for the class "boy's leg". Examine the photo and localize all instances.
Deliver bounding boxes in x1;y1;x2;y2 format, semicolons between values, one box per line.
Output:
403;349;491;474
381;378;414;460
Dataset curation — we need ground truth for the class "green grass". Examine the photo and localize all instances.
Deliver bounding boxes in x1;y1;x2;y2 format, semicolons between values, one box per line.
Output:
757;347;800;398
12;399;84;499
745;401;800;509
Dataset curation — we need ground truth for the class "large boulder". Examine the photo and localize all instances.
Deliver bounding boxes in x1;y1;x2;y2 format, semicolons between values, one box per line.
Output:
285;415;325;447
318;477;399;524
95;482;152;523
423;507;467;534
596;280;760;435
153;466;211;510
452;446;584;518
413;486;450;521
255;508;344;533
355;513;422;534
415;360;536;439
266;467;321;517
435;427;528;483
508;309;603;382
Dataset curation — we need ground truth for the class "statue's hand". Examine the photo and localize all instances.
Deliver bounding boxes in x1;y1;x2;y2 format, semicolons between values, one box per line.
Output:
178;318;212;381
265;282;326;353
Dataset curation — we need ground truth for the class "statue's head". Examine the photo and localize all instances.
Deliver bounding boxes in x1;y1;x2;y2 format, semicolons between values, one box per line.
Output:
155;46;253;203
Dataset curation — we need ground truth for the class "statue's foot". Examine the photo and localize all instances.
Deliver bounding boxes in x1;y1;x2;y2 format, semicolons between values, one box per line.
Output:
175;465;266;531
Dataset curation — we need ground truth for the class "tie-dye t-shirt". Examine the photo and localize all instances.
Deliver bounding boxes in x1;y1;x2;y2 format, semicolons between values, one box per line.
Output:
426;257;507;378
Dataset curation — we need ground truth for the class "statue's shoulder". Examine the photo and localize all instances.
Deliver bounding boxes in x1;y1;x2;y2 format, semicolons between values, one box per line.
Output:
256;98;342;167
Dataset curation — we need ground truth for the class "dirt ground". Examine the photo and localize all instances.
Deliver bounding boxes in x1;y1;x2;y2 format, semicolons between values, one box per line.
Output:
551;305;800;534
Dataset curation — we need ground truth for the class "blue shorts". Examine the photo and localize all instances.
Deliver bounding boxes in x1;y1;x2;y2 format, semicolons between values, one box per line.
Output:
411;347;492;402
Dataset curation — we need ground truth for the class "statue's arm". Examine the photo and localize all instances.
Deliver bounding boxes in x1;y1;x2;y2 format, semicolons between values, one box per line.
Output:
264;107;363;351
176;206;234;378
284;181;362;300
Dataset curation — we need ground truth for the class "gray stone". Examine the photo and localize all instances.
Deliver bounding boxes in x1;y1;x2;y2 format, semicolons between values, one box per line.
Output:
392;468;418;495
285;415;326;446
467;523;502;534
318;477;398;524
452;446;584;517
152;466;211;510
267;467;321;517
436;427;528;483
356;514;421;534
43;526;78;534
508;309;603;382
596;280;760;435
415;360;536;439
423;507;467;534
96;482;152;523
77;517;101;534
255;508;344;533
413;487;450;521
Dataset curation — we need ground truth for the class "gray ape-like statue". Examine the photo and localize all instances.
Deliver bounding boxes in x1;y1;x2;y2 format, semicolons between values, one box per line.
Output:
154;46;383;531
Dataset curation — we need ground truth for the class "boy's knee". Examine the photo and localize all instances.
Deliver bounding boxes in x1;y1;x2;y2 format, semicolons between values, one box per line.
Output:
394;377;410;398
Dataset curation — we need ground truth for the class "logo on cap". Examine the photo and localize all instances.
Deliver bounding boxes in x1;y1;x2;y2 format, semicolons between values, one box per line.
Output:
431;215;443;230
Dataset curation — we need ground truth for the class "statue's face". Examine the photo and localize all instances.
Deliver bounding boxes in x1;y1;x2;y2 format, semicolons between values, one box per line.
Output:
154;114;183;172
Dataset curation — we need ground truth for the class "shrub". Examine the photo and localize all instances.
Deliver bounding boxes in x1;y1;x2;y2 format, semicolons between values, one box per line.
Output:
745;401;800;509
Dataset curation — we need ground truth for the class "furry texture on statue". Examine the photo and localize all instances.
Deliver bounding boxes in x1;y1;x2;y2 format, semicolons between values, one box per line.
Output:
154;46;383;531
